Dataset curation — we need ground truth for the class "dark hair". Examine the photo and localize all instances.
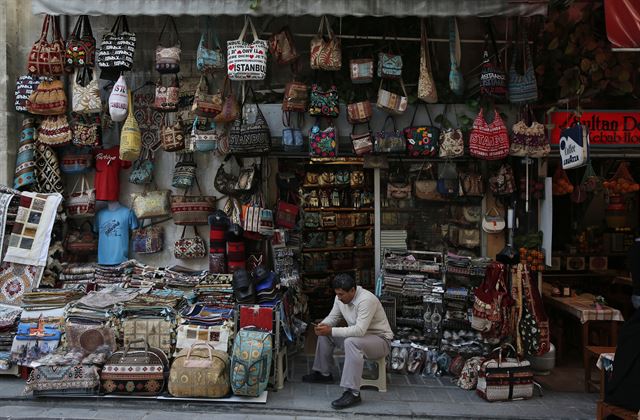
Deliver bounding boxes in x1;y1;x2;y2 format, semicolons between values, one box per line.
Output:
332;273;356;291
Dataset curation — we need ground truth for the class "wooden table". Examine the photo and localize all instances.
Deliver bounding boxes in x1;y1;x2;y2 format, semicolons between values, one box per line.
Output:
542;286;624;366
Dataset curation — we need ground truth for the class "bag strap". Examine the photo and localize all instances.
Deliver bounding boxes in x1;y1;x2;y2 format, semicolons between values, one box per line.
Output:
238;16;259;42
38;15;51;42
316;16;326;37
420;18;433;73
82;15;94;38
203;16;222;50
71;16;83;38
158;16;180;45
484;18;502;65
241;86;266;120
127;90;134;118
381;115;397;132
409;103;434;127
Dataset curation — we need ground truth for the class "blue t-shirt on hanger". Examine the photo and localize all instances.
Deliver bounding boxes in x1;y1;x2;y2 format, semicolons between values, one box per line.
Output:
94;204;139;265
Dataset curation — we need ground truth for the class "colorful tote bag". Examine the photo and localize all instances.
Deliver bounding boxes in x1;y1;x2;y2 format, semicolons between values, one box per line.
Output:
309;84;339;118
309;16;342;71
65;15;96;70
27;15;65;76
469;109;509;160
67;176;96;218
197;17;225;73
227;16;268;81
509;23;538;104
404;103;441;157
14;118;38;190
309;119;337;157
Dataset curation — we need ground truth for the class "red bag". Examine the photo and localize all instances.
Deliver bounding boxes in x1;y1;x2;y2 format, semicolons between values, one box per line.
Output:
239;305;273;331
469;109;509;160
28;15;65;76
276;200;298;229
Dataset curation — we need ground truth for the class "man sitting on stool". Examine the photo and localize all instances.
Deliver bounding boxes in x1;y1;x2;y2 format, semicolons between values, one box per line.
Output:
303;273;393;409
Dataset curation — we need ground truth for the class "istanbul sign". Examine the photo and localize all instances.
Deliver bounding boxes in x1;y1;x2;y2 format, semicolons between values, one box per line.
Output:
548;111;640;146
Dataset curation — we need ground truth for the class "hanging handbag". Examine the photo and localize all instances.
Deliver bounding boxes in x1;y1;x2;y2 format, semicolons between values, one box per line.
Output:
309;84;339;118
172;153;197;189
351;123;373;156
65;15;96;70
174;226;207;259
109;75;128;122
469;109;510;160
15;75;46;113
155;16;181;74
418;19;438;103
509;22;538;104
228;87;271;156
377;51;403;80
132;221;164;254
258;208;274;236
192;75;222;118
72;113;101;148
214;155;238;196
191;117;222;153
197;18;225;73
387;182;412;200
350;58;374;84
448;17;464;96
27;15;65;76
458;228;481;248
347;100;372;125
96;16;136;72
404;103;441;157
66;176;96;218
482;207;506;234
414;163;441;201
38;115;72;147
26;79;66;115
282;112;304;153
460;171;485;197
235;165;256;192
310;16;342;71
489;164;516;196
510;106;549;158
437;162;459;197
282;80;309;113
376;79;408;115
559;122;589;170
276;199;298;229
120;92;141;161
374;116;405;153
35;143;64;194
269;26;299;65
214;77;240;123
60;146;93;174
64;221;98;254
438;105;464;158
309;118;337;157
480;19;507;99
160;115;186;152
171;180;216;225
129;149;155;185
72;66;101;114
131;189;172;219
477;344;534;401
154;75;179;112
227;16;268;81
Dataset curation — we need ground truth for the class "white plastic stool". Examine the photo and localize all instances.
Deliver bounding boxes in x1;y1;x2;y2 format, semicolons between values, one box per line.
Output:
360;356;387;392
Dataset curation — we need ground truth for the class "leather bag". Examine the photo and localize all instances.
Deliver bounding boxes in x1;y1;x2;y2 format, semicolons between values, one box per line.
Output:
482;207;506;234
404;103;441;157
169;343;230;398
418;19;438;103
460;172;484;197
310;16;342;71
227;16;268;81
309;84;339;118
282;80;308;113
375;116;405;153
101;339;169;396
65;15;95;70
130;189;172;219
197;17;225;73
377;79;408;115
214;155;239;196
27;79;66;115
96;16;136;72
228;87;271;156
28;15;65;76
214;77;240;123
469;109;510;160
351;124;373;156
347;101;372;124
269;26;299;65
72;67;101;114
174;226;207;259
155;17;181;74
120;92;141;161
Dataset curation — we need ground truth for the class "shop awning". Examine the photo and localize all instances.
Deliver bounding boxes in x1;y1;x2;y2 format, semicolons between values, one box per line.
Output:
605;0;640;51
32;0;548;17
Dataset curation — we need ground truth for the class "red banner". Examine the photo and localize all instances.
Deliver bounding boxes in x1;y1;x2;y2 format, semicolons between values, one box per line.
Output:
548;111;640;146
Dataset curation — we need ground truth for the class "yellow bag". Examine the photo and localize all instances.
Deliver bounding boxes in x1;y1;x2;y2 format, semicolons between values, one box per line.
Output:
168;343;230;398
119;91;141;161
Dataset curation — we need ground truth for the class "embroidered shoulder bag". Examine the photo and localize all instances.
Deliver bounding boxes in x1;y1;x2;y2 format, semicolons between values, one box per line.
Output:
65;15;96;70
438;105;465;159
154;75;179;112
156;16;181;74
214;77;240;123
404;103;441;157
192;75;223;118
509;22;538;104
191;116;223;153
172;153;197;189
197;17;225;73
310;16;342;71
72;66;101;114
27;79;66;115
309;84;339;118
510;106;549;158
28;15;64;76
469;109;509;160
129;148;155;185
309;118;338;157
351;123;373;156
377;50;403;80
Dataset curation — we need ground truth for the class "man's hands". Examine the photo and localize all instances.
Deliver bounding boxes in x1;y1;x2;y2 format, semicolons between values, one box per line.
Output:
314;323;332;336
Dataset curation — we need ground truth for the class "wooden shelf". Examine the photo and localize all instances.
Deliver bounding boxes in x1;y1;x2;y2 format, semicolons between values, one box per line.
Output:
302;184;369;189
302;246;374;252
304;207;374;212
303;268;361;275
305;226;372;231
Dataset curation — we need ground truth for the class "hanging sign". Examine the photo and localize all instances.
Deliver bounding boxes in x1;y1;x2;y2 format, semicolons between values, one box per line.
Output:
548;111;640;147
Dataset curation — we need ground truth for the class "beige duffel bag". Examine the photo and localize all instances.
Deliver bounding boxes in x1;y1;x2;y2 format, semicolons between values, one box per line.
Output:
168;342;230;398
